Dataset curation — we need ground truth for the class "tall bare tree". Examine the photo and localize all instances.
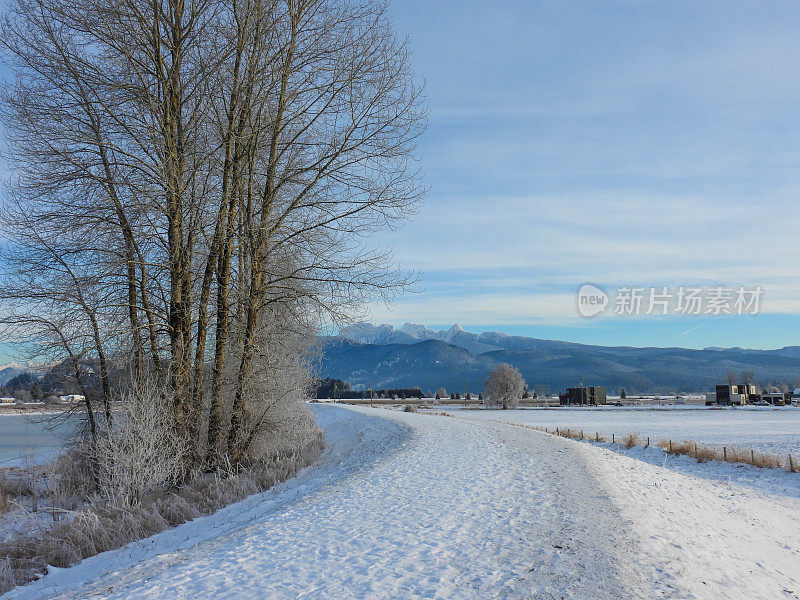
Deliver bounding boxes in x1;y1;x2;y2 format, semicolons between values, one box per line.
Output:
0;0;425;471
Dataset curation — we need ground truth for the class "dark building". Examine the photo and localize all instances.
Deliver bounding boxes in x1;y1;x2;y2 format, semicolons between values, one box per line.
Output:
713;384;755;405
559;386;606;406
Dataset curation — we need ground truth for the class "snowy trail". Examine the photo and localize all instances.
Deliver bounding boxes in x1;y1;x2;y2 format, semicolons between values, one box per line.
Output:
6;405;663;600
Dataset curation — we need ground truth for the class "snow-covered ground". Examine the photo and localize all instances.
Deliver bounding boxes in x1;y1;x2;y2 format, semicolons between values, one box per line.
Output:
4;404;800;600
444;405;800;456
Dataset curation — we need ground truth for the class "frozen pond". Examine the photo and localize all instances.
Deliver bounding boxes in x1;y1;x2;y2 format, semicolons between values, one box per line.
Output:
0;414;76;467
449;406;800;456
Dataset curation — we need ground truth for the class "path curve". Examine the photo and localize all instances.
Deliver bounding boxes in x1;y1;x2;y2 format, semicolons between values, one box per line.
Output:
5;405;670;600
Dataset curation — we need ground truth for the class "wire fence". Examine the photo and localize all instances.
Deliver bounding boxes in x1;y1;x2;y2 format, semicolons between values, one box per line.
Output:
508;422;799;473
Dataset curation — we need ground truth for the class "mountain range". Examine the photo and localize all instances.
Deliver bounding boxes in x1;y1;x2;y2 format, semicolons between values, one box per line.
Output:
316;323;800;394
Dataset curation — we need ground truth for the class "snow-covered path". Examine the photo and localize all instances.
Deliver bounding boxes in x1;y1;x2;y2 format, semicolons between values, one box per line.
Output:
6;405;663;600
6;404;799;600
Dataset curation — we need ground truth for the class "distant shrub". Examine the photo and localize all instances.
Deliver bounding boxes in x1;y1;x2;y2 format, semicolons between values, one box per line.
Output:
484;364;525;410
403;404;417;413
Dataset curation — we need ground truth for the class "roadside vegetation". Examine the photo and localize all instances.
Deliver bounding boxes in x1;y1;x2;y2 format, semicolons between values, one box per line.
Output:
510;424;799;473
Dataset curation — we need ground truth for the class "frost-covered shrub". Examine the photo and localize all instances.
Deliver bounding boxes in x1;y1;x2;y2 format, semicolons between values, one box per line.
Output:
212;302;320;470
224;309;323;464
92;382;188;504
0;318;327;595
46;444;96;508
0;430;325;595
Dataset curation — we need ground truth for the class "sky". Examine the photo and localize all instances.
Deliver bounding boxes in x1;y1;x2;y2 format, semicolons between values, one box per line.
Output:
1;1;800;363
358;0;800;349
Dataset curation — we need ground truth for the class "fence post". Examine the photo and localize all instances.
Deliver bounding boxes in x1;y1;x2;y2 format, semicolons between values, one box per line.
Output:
556;427;559;435
751;449;755;463
669;439;672;452
723;447;727;461
646;437;650;448
580;430;584;440
790;455;794;472
596;432;599;442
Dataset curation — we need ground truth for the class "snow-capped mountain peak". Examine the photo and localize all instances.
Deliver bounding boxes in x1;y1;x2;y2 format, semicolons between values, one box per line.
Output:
341;322;467;346
398;323;435;338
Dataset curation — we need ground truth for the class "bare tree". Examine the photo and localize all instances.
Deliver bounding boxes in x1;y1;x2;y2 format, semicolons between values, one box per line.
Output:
0;0;425;476
484;364;525;410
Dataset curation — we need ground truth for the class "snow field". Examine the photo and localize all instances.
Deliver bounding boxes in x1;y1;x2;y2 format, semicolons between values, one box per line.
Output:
4;404;799;600
446;406;800;456
570;439;800;600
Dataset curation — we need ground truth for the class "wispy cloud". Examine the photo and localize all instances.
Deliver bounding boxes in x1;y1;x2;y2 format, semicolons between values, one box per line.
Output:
386;1;800;347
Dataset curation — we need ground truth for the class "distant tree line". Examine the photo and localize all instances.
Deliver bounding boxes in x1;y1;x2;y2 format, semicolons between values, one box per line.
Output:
313;378;423;399
0;358;133;404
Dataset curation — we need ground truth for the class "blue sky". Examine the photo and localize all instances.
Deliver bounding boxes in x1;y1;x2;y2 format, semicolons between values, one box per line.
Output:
1;1;800;363
360;0;800;349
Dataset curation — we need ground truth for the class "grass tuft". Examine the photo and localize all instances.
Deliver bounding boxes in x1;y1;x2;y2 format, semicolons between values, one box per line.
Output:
622;432;641;449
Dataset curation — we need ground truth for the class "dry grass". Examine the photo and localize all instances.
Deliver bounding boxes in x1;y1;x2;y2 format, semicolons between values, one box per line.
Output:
622;432;641;449
553;427;583;440
0;557;15;595
539;426;794;473
0;491;9;514
0;432;325;595
657;439;788;470
0;472;34;498
691;444;717;463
